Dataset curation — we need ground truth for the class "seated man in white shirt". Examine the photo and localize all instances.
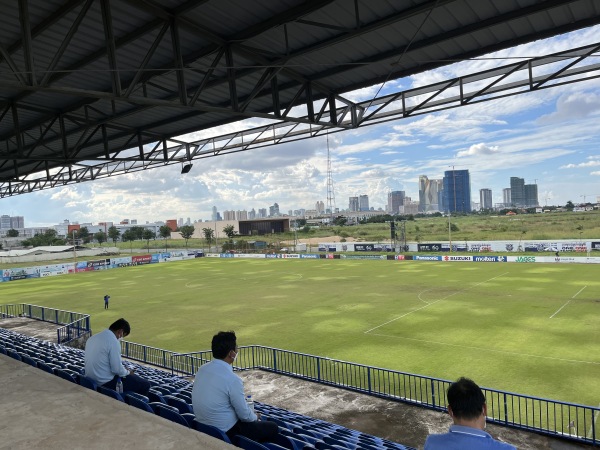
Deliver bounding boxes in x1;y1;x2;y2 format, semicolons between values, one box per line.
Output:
192;331;278;443
425;377;516;450
84;318;150;396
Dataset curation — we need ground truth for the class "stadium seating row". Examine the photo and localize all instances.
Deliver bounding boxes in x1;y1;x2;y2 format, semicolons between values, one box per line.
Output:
0;328;416;450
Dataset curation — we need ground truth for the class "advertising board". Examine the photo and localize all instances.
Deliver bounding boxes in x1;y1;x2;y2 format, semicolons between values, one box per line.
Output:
417;243;443;252
132;255;152;265
443;255;473;262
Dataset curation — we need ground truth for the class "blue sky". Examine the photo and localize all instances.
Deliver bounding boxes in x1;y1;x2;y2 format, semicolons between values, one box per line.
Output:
3;25;600;227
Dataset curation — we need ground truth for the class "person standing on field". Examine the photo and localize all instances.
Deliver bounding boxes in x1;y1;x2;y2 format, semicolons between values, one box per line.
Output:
104;294;110;309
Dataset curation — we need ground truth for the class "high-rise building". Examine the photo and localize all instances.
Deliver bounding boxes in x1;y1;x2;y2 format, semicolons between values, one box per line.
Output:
7;216;25;228
524;183;539;208
223;210;236;220
443;169;471;213
502;188;511;207
479;188;493;210
236;210;248;220
211;206;219;221
0;215;11;229
269;203;280;217
315;201;325;214
510;177;525;207
258;208;267;218
249;208;256;219
418;176;442;212
349;196;359;212
359;195;369;211
387;191;405;214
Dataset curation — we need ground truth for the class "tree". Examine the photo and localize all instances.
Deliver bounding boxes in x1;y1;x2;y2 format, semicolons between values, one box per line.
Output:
332;216;347;226
121;229;135;253
142;229;156;251
94;231;107;245
22;229;65;247
78;226;91;244
159;225;171;250
223;224;236;239
202;227;214;246
565;200;575;210
108;226;120;244
130;226;145;241
6;229;19;237
179;225;195;248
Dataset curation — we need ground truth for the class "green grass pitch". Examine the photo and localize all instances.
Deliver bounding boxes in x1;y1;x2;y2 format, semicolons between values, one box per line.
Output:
1;258;599;407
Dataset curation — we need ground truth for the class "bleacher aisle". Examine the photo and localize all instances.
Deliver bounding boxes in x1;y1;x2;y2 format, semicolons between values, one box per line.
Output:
0;354;231;450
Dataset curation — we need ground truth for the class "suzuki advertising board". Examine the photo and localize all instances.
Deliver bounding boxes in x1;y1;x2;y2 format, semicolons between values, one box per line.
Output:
443;255;473;262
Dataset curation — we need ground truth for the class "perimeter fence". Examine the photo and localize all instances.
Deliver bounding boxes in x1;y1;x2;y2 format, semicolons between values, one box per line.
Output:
0;303;91;344
119;342;599;446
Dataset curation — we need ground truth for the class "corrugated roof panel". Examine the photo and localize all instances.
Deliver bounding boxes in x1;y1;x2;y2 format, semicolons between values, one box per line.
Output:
1;0;600;188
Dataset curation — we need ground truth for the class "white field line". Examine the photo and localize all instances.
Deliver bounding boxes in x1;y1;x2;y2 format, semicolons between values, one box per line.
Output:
368;332;600;366
364;272;509;334
417;288;437;304
549;285;587;319
588;403;600;439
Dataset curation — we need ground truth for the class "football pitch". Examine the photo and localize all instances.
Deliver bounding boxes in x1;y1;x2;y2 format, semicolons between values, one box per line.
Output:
1;258;599;407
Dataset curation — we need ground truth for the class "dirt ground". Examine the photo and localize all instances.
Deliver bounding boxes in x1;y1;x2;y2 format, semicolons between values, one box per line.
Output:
2;318;590;450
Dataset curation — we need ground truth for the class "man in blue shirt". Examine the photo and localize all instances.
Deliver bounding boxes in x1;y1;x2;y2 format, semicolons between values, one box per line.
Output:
425;377;516;450
84;318;150;396
192;331;278;443
104;294;110;309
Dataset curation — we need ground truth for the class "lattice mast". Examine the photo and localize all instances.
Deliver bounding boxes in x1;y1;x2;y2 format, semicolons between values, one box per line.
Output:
326;132;336;222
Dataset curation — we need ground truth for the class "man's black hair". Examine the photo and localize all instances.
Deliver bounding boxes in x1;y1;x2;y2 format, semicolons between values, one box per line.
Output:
447;377;486;420
212;331;237;359
109;318;131;336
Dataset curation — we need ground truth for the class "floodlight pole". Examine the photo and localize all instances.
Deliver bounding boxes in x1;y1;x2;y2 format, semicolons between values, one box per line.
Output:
72;230;77;260
448;212;452;253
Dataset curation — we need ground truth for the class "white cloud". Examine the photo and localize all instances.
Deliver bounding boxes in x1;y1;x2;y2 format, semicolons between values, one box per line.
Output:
456;143;500;158
560;160;600;169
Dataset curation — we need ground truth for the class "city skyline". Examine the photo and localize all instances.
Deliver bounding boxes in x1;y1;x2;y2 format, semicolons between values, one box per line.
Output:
2;25;600;227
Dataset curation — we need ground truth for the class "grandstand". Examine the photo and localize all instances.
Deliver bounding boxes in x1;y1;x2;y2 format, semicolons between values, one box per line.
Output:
0;324;417;450
0;314;593;449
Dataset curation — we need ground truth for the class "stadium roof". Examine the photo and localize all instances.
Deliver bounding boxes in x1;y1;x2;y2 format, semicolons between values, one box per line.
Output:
1;0;600;196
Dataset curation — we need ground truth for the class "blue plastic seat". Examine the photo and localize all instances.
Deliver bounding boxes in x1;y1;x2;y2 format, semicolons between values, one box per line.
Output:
274;434;313;450
37;361;56;375
98;385;125;402
265;444;290;450
193;421;233;444
78;375;98;391
20;354;38;367
148;389;167;404
235;436;270;450
126;394;156;413
164;395;193;414
55;368;78;383
7;349;22;361
154;403;190;427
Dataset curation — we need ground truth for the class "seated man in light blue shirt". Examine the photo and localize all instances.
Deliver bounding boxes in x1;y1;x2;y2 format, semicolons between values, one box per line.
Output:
84;318;150;396
425;377;516;450
192;331;278;443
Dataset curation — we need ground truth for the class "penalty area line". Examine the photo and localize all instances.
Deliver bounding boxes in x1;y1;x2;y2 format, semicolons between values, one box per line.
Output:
549;285;587;319
364;272;509;334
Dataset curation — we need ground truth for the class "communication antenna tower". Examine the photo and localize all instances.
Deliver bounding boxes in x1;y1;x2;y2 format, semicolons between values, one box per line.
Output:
326;132;336;223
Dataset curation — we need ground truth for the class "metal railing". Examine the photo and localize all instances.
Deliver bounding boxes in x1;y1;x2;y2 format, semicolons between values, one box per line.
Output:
0;303;91;344
162;345;599;446
2;303;595;446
